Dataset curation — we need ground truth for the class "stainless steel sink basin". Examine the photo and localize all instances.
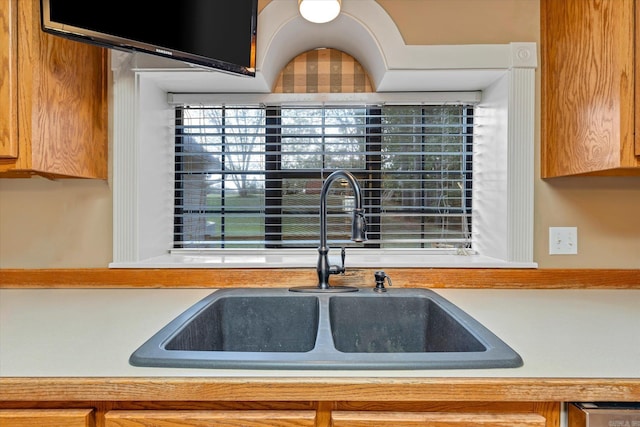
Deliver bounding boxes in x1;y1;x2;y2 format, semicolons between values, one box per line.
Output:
130;288;523;370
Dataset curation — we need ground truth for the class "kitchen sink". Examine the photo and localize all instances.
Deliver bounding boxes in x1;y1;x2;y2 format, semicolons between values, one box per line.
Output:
130;288;523;370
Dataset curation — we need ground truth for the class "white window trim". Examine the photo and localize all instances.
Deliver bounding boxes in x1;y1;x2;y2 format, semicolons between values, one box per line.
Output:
110;0;537;269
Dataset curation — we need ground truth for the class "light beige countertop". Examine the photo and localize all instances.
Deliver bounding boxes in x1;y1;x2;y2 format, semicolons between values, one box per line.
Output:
1;288;638;379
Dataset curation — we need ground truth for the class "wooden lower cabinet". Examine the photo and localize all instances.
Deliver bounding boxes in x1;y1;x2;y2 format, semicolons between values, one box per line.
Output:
330;402;557;427
104;410;316;427
0;402;559;427
331;411;546;427
0;409;94;427
103;409;549;427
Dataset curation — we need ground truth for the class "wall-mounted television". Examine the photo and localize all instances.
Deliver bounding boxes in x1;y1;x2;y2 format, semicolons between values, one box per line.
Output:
40;0;257;77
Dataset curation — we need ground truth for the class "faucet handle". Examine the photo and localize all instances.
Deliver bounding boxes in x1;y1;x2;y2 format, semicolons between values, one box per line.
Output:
328;247;347;276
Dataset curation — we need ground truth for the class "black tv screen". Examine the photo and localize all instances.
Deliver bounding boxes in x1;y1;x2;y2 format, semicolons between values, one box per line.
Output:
41;0;257;77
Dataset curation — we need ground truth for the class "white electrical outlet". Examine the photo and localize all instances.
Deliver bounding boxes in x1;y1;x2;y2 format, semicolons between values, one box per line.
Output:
549;227;578;255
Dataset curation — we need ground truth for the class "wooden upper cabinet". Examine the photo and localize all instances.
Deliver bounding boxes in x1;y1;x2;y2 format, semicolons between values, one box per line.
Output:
541;0;640;177
0;0;18;159
0;0;108;179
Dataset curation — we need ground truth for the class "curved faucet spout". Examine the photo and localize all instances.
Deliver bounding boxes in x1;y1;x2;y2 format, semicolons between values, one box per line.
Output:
317;170;367;289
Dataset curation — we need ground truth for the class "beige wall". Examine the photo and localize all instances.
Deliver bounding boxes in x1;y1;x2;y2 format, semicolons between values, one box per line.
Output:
1;0;639;269
377;0;539;45
0;178;112;267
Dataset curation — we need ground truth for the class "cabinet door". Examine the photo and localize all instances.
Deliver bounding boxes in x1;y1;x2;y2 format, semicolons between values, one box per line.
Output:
19;0;108;178
331;411;547;427
0;409;94;427
541;0;640;177
636;0;640;158
0;0;18;158
104;410;316;427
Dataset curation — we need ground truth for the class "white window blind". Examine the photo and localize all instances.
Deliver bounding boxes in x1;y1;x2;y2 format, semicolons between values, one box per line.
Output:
174;104;474;250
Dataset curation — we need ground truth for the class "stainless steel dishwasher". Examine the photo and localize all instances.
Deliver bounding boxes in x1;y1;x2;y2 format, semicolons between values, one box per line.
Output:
569;403;640;427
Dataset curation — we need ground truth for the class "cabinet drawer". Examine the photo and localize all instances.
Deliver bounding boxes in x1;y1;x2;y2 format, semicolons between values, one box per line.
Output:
331;411;547;427
105;410;316;427
0;409;93;427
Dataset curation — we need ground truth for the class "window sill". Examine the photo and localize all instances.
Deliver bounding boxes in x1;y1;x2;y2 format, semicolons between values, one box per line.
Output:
109;249;538;269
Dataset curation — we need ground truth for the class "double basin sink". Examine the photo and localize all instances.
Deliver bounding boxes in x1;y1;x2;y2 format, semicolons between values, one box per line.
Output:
130;288;522;370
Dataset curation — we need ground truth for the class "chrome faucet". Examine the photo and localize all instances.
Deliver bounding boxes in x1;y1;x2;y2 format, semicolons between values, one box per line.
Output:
316;170;367;290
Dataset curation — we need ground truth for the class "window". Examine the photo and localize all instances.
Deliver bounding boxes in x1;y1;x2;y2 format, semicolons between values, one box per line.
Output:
174;104;474;252
109;0;536;268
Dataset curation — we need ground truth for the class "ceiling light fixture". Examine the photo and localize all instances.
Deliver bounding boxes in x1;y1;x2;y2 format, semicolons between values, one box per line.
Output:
298;0;342;24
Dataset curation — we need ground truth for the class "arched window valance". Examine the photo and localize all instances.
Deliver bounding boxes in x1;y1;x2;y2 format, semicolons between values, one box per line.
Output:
272;48;374;93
